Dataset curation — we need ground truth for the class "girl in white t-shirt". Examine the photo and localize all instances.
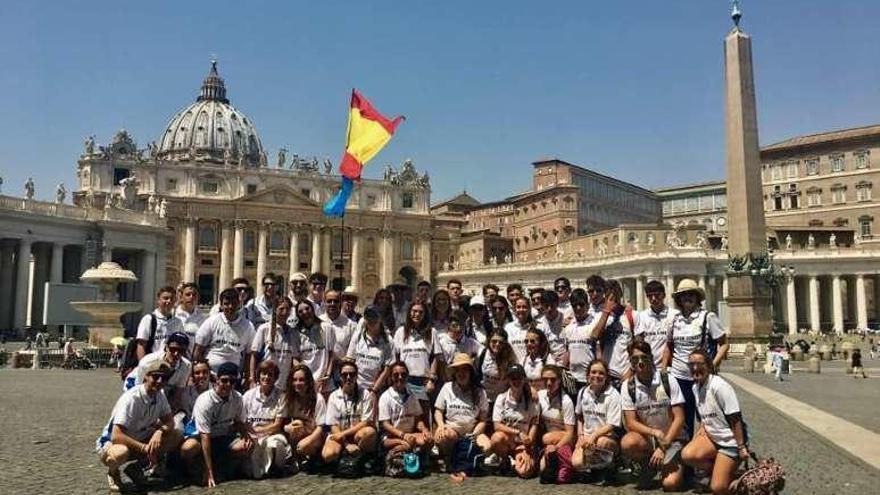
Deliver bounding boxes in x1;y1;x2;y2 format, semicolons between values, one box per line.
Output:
250;297;298;391
572;359;621;473
522;327;555;392
392;302;440;404
242;360;290;478
292;300;335;396
536;365;576;476
681;349;749;494
282;364;327;461
504;297;534;362
477;328;516;405
378;362;433;456
489;364;539;478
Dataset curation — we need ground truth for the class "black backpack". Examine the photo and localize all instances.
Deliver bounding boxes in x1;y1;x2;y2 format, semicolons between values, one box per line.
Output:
119;314;156;380
628;370;672;404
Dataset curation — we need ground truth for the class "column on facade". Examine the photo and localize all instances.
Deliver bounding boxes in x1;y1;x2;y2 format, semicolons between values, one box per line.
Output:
233;221;244;279
350;228;361;292
50;242;64;283
256;222;268;293
665;274;675;308
0;242;15;329
288;225;300;280
419;234;431;282
219;221;232;291
786;276;797;335
322;228;332;277
808;275;821;332
635;276;645;311
310;226;322;274
13;240;32;329
721;276;729;301
381;230;396;287
855;274;868;330
699;275;714;312
831;274;844;334
141;250;156;312
183;219;196;283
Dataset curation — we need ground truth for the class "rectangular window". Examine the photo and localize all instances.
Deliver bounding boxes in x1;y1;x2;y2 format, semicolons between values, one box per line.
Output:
201;181;219;194
861;219;873;237
857;185;872;202
855;151;870;169
830;155;844;172
806;159;819;176
300;188;311;198
807;191;821;207
832;188;846;204
402;192;414;209
165;178;179;192
773;196;783;210
787;162;798;178
771;165;782;180
662;201;671;215
686;196;698;212
246;184;257;194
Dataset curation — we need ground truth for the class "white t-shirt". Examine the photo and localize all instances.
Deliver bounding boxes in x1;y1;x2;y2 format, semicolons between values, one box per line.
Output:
242;386;287;429
504;320;530;362
294;322;334;380
137;310;184;354
523;353;556;384
378;386;424;433
436;332;483;365
621;371;686;438
346;331;394;388
479;350;506;402
557;301;574;323
668;310;726;380
128;351;191;391
537;312;566;363
178;383;210;417
325;386;375;429
106;385;171;443
694;374;741;448
393;326;438;378
194;312;256;372
492;389;539;435
251;323;299;391
175;306;208;355
286;394;327;431
537;389;576;433
250;294;274;327
600;310;634;379
575;385;622;435
321;312;357;356
435;381;489;436
634;307;678;367
192;388;245;437
562;316;597;382
468;321;489;346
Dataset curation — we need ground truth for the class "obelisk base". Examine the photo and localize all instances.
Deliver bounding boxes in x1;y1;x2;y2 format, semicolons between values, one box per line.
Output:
725;272;773;342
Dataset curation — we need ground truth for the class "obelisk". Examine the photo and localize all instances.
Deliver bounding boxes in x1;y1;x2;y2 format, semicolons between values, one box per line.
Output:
723;2;772;338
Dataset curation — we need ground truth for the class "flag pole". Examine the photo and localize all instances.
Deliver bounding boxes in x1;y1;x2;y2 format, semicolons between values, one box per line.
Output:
339;213;345;290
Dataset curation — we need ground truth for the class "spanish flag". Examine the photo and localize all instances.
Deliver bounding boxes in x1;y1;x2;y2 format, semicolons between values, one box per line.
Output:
323;90;404;217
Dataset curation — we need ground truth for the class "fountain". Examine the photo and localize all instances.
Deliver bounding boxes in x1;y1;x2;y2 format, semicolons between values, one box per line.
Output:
71;261;142;347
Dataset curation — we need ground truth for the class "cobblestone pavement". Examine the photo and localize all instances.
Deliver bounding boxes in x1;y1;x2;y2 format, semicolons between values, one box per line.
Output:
727;361;880;434
2;369;879;494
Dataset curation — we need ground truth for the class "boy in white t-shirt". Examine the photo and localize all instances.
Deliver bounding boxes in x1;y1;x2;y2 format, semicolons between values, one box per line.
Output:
633;280;678;368
136;286;184;361
193;288;256;384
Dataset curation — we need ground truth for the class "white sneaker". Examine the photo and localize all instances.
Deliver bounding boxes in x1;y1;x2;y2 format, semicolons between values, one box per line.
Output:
107;472;122;492
484;453;501;467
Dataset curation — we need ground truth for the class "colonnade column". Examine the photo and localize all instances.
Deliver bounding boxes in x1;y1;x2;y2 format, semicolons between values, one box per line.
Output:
350;229;361;291
50;243;64;283
14;239;32;329
183;219;196;283
322;228;332;277
310;226;322;273
381;230;395;287
721;276;729;301
219;221;232;291
256;222;268;293
831;274;843;334
855;274;868;330
665;274;675;308
809;276;821;332
233;221;244;279
419;234;431;282
635;276;645;311
786;276;797;335
288;226;300;280
0;242;16;329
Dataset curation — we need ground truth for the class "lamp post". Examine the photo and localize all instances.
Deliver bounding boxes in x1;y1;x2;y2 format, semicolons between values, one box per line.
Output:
749;252;795;334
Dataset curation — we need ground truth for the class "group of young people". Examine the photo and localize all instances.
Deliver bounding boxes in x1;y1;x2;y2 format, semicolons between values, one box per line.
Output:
97;271;751;494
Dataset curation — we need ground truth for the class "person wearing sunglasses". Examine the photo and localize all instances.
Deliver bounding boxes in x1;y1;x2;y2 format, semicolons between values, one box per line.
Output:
322;290;357;392
307;272;328;318
522;327;554;392
681;350;749;494
476;329;516;406
536;365;576;483
321;360;377;465
287;272;309;303
181;362;254;488
504;296;534;362
465;295;490;345
282;364;327;466
620;340;686;491
553;277;574;322
488;294;513;332
634;280;679;368
250;297;297;391
97;360;181;492
194;288;256;385
241;360;291;478
591;279;635;390
251;273;281;328
571;359;621;484
124;333;192;413
561;289;597;392
379;361;433;458
346;306;394;407
487;363;538;476
436;310;483;379
536;290;566;364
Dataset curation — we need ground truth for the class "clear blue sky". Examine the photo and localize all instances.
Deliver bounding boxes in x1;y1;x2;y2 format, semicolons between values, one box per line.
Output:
1;1;877;204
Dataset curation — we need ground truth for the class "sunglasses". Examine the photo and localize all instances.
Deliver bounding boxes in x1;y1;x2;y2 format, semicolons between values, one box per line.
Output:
147;373;167;381
263;282;276;287
587;288;604;294
687;362;707;370
325;299;340;304
525;339;538;344
392;372;408;379
166;346;184;354
234;286;248;292
630;355;652;365
489;339;505;345
340;371;357;378
492;306;506;311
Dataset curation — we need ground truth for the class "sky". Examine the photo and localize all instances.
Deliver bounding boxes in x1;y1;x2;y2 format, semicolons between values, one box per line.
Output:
0;1;878;204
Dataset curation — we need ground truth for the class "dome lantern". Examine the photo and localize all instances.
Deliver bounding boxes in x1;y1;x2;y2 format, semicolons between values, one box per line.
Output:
197;60;229;104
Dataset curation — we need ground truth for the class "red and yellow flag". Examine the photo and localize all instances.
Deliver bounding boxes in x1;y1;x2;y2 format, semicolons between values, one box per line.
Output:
339;90;405;180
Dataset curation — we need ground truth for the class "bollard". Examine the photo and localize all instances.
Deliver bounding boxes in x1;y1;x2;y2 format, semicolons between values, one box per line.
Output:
791;347;803;362
808;356;821;373
819;344;832;361
743;356;756;373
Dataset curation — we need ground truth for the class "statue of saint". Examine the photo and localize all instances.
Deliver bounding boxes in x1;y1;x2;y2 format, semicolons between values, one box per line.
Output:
277;148;287;168
158;198;168;219
785;234;793;250
24;177;35;200
55;183;67;204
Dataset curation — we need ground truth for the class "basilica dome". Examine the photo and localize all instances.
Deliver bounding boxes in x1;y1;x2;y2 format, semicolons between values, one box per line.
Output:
156;61;265;167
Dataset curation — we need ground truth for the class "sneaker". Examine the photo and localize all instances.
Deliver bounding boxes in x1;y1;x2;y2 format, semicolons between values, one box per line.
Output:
124;462;148;486
107;471;123;492
484;453;501;468
430;445;441;457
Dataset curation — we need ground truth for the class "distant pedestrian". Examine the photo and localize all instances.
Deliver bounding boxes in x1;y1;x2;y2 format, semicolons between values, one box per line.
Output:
852;348;867;379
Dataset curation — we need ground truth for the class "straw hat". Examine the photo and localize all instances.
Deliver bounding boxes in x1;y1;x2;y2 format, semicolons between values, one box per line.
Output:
448;353;474;370
673;278;705;299
342;285;359;298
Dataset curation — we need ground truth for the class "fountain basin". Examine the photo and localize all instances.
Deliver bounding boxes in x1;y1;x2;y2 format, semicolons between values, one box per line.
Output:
71;301;142;347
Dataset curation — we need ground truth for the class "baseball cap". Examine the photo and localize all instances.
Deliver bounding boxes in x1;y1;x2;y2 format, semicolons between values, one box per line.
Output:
507;364;526;379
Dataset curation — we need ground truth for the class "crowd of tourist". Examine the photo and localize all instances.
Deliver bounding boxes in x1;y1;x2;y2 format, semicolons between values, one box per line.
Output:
96;272;752;494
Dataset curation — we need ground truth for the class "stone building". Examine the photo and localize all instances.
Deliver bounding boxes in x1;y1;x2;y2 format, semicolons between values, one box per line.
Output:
73;62;433;304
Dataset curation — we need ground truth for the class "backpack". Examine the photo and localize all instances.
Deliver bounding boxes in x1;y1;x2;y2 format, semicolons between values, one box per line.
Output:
335;451;363;478
119;314;156;380
627;369;672;404
670;311;718;360
450;437;480;475
729;452;785;495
